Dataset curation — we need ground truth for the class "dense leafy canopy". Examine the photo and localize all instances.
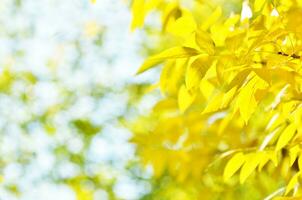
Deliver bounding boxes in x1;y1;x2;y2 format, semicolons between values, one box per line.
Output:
130;0;302;199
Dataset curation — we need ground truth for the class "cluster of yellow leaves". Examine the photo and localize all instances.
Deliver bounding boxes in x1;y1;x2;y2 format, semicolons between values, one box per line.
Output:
131;0;302;199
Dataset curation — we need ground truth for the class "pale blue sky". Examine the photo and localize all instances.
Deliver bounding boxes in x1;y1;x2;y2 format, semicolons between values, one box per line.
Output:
0;0;156;199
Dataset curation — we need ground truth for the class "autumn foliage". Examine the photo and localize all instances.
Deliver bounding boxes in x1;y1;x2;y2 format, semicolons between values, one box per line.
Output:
130;0;302;199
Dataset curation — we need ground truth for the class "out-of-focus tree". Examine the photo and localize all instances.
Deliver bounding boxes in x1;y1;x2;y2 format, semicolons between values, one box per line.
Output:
130;0;302;199
0;0;154;200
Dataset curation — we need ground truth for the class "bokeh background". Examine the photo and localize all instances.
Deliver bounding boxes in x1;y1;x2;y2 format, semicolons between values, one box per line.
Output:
0;0;158;199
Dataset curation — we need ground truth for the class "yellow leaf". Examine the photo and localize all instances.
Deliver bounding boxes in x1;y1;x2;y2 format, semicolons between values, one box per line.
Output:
225;31;246;52
202;92;223;114
224;14;240;28
257;152;269;171
269;152;278;167
131;0;146;30
257;151;278;170
259;128;280;151
223;152;245;181
221;86;237;108
195;29;215;55
160;60;174;95
210;24;229;47
131;0;161;30
289;145;300;167
218;113;232;135
201;6;222;30
160;59;187;96
240;153;262;184
137;59;163;75
168;14;197;37
161;2;179;31
152;150;167;178
199;79;215;100
254;0;266;12
178;85;195;112
268;151;279;166
298;153;302;171
285;172;301;195
236;75;268;123
276;123;297;151
228;69;251;90
185;56;211;90
136;47;200;74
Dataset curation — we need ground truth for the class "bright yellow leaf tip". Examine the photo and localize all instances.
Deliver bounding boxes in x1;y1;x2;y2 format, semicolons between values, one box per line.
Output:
223;152;245;181
275;123;297;152
136;46;200;75
178;84;195;112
